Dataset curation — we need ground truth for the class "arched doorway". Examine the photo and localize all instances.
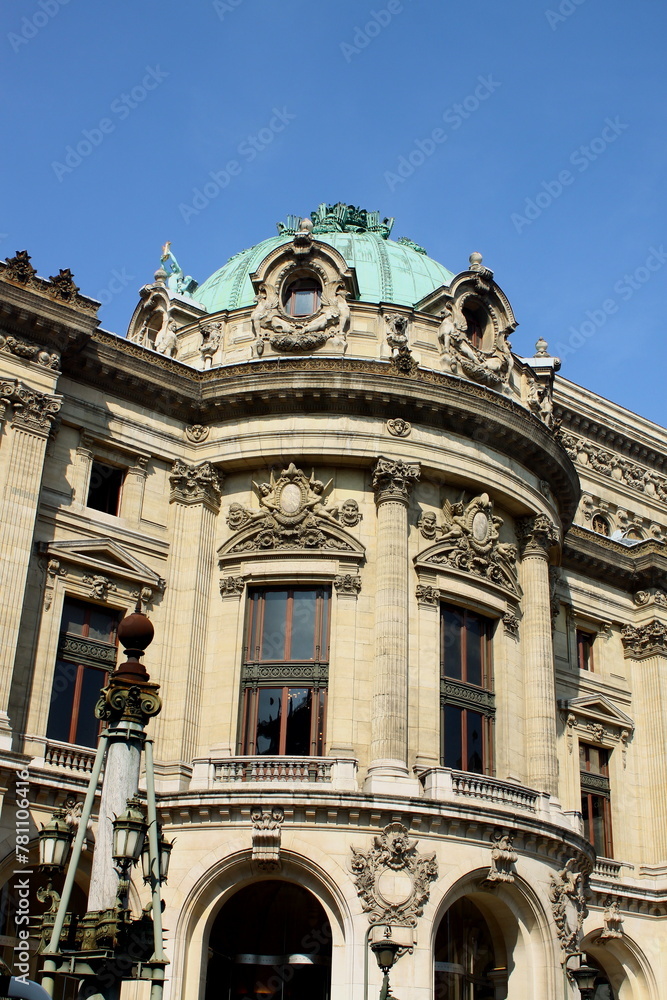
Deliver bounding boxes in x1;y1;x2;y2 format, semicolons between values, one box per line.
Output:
205;880;332;1000
434;897;501;1000
584;955;615;1000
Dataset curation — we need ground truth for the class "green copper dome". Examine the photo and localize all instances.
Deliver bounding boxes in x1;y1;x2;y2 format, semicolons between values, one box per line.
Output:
194;204;455;313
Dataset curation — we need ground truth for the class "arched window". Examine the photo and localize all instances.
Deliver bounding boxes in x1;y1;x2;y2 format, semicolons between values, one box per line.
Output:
282;277;321;317
206;881;332;1000
435;897;499;999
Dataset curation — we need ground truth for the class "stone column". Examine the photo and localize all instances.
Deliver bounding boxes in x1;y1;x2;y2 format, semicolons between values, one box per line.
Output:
0;383;61;746
157;461;223;777
517;514;560;797
622;621;667;861
367;457;419;790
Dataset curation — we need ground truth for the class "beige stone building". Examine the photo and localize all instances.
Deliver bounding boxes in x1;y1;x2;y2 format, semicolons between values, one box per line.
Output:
0;204;665;999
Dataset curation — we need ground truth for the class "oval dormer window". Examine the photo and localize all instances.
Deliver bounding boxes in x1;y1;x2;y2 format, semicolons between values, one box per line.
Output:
283;277;321;317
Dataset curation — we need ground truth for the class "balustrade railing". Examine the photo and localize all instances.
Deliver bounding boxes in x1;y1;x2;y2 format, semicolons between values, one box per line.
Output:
214;756;333;783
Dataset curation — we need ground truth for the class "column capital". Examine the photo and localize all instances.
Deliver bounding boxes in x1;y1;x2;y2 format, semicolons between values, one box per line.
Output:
621;620;667;659
371;457;420;506
169;459;224;511
5;381;61;436
517;513;559;557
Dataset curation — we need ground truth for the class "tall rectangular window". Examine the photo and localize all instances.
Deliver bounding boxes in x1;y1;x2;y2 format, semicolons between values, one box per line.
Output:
440;604;494;775
576;629;595;671
240;587;330;756
46;598;121;747
86;460;125;515
580;742;613;857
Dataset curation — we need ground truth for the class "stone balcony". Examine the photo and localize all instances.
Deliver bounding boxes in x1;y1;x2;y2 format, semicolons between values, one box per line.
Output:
190;755;359;792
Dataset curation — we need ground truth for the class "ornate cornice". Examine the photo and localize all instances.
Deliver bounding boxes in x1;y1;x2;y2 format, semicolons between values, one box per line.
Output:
517;513;560;557
1;381;62;436
371;457;420;505
555;404;667;487
621;620;667;659
1;252;98;316
169;460;224;511
562;523;667;590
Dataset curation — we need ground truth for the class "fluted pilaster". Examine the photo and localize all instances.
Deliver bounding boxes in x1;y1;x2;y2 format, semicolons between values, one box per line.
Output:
157;462;224;768
0;385;61;743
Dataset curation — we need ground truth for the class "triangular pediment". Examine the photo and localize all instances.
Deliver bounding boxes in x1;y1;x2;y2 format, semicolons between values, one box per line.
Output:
566;695;634;731
39;538;163;586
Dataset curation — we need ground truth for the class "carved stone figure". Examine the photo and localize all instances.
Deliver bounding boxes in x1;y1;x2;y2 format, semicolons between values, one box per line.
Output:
82;575;117;601
600;896;623;940
437;298;512;393
155;321;179;358
527;377;555;428
385;313;409;355
350;823;438;929
130;284;170;348
336;498;362;527
387;417;411;437
199;322;222;368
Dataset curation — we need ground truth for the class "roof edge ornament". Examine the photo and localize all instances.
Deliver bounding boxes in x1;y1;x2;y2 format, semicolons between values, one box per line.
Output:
277;202;395;239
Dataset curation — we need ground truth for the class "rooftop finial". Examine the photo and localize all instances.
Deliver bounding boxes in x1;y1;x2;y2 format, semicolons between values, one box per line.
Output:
469;251;483;268
299;217;313;233
534;337;549;357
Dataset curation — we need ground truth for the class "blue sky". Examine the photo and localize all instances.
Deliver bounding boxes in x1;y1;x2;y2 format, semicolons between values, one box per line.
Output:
1;0;665;424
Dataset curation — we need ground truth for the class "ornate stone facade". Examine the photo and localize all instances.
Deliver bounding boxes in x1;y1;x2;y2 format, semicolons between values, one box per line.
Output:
0;210;664;1000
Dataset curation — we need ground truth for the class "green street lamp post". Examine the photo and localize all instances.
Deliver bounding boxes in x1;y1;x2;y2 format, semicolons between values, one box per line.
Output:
38;609;167;1000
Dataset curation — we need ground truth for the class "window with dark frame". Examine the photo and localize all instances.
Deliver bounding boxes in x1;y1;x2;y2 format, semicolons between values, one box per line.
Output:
462;307;485;349
282;278;322;317
239;587;330;757
576;629;595;671
591;514;610;536
46;598;121;748
86;460;125;515
440;603;494;775
580;742;613;858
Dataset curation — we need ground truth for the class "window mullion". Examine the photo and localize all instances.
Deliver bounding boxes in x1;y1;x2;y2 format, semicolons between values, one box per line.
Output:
69;664;85;744
278;686;289;754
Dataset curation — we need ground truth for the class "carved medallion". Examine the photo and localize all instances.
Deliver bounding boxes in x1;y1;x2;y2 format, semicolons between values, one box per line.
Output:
418;493;519;595
222;464;360;554
350;823;438;930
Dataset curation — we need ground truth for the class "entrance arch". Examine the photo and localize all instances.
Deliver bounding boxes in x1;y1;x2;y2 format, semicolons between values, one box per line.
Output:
434;896;500;999
205;880;332;1000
